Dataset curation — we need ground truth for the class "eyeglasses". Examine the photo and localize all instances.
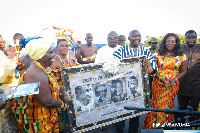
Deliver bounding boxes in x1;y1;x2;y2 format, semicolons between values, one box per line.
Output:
131;35;142;39
108;36;118;39
118;40;126;42
149;42;158;44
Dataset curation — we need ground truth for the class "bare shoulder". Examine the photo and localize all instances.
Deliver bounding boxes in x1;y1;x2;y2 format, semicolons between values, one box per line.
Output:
82;44;87;47
93;45;98;51
24;66;48;84
50;56;60;70
81;44;87;49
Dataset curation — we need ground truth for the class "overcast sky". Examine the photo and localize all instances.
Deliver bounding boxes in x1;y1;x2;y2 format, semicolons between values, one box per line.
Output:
0;0;200;44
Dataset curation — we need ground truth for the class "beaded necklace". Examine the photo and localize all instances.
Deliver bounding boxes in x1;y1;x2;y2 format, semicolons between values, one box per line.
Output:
33;60;60;91
57;54;72;68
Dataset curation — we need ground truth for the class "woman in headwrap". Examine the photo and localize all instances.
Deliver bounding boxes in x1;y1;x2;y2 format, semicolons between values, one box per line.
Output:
10;39;73;133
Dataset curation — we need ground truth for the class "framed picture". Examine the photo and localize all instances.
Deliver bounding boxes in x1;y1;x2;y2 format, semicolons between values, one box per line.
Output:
61;56;150;132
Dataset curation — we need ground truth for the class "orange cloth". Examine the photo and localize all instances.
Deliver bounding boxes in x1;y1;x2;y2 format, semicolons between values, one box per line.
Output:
143;53;187;129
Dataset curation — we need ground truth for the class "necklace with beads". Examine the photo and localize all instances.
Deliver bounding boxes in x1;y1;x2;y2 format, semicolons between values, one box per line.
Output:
33;60;60;91
166;52;173;56
57;54;71;68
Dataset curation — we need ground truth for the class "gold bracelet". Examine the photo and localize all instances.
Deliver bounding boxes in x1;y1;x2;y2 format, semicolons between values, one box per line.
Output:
175;77;178;82
60;92;67;97
58;99;65;109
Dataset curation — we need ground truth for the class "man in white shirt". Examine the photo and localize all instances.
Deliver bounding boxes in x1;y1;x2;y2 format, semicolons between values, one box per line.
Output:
95;31;121;64
95;31;124;132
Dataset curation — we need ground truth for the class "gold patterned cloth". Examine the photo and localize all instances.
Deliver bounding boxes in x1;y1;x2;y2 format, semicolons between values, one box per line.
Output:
0;51;19;132
0;51;17;84
81;54;96;61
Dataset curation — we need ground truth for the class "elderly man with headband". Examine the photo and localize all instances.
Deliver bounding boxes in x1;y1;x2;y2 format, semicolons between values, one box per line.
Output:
10;39;73;133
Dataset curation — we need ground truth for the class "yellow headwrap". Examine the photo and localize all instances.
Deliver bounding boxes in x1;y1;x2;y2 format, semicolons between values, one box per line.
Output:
25;39;52;61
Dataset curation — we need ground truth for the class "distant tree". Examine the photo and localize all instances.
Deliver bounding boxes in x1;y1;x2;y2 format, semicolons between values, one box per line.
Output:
176;34;200;44
197;38;200;44
177;34;185;44
125;41;130;45
142;36;163;47
142;36;151;47
142;33;200;48
129;34;200;48
157;36;164;44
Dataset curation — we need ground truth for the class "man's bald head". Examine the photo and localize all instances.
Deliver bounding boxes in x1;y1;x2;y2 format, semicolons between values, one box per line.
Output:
118;35;126;46
108;31;118;37
86;33;92;37
107;31;118;48
129;30;140;37
85;33;93;45
128;30;141;48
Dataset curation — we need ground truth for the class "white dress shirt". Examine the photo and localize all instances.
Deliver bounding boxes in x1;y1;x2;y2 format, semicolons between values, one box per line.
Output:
95;44;121;64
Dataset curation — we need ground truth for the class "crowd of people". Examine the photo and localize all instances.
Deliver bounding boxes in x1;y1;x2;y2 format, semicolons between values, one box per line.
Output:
0;29;200;133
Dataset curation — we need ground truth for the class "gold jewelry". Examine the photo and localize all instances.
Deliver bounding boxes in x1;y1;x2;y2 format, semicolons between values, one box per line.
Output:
166;52;173;56
33;60;60;91
57;54;71;68
58;99;65;110
174;77;178;82
22;62;25;67
58;99;68;111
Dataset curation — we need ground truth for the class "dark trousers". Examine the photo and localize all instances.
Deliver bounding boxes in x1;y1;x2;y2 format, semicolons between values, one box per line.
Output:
114;120;125;133
176;94;200;122
128;116;139;133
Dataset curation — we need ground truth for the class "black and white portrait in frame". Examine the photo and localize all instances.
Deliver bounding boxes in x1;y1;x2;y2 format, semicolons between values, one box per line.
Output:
75;84;95;112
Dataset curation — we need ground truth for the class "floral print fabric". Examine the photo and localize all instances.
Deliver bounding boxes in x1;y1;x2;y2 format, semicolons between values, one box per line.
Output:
143;53;187;129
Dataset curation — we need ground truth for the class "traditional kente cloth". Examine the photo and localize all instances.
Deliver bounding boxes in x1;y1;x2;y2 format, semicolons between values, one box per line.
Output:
52;60;79;132
143;53;187;129
81;54;96;61
10;72;60;133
